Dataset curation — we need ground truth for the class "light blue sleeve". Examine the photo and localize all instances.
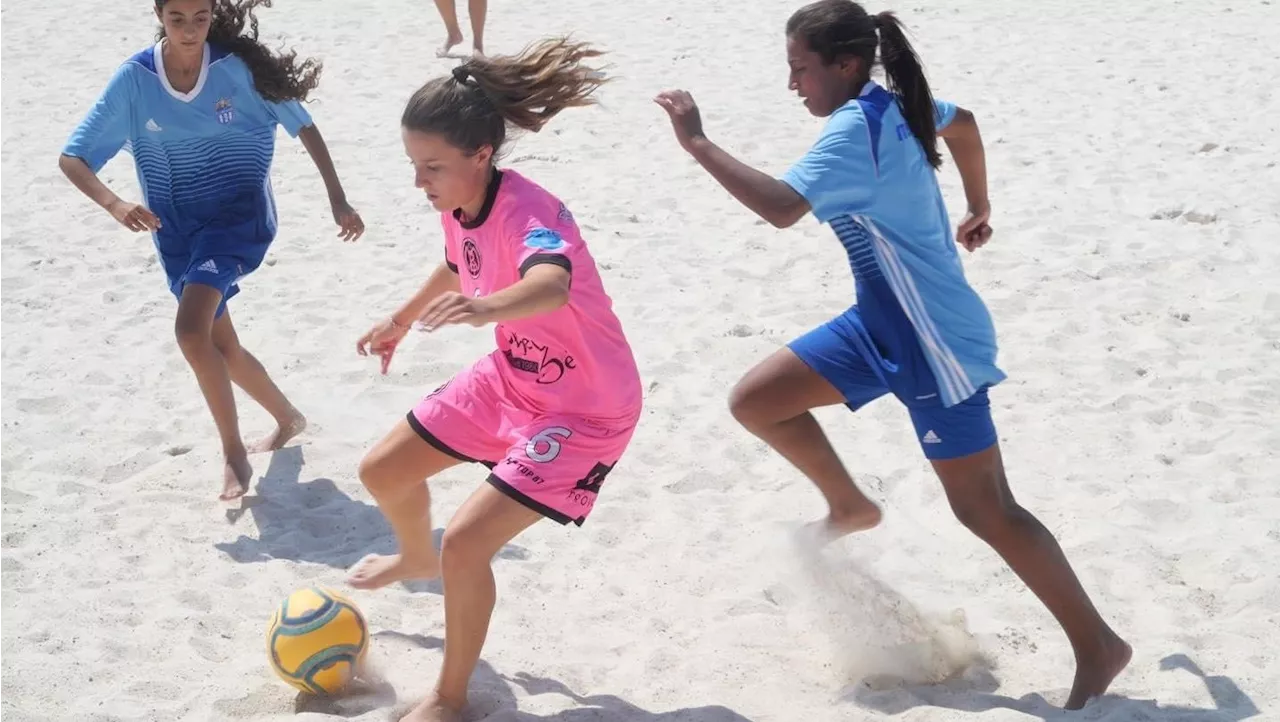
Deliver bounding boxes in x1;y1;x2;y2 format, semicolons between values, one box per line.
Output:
63;63;134;172
934;97;958;130
779;106;875;223
229;58;313;137
267;99;313;137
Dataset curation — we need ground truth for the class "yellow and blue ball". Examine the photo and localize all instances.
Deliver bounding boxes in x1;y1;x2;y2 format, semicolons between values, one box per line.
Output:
266;586;369;694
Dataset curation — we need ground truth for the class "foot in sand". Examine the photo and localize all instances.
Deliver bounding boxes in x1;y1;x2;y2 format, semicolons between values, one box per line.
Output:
1065;636;1132;709
435;31;464;58
220;452;253;501
803;503;883;545
400;693;463;722
247;410;307;453
346;553;440;590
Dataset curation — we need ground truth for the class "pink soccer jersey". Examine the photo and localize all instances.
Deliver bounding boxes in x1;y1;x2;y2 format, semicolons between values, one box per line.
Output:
441;169;642;423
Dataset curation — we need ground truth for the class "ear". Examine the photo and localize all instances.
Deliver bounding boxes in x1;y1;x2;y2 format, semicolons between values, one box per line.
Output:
473;144;494;166
836;55;863;80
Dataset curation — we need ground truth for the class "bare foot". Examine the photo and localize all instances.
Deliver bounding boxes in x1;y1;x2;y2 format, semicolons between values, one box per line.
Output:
247;410;307;453
471;44;484;58
220;452;253;501
400;693;463;722
435;31;464;58
804;503;883;545
346;553;440;590
1065;636;1132;710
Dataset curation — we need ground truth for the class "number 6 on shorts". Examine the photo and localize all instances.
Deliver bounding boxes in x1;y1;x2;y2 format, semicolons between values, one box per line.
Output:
525;426;572;463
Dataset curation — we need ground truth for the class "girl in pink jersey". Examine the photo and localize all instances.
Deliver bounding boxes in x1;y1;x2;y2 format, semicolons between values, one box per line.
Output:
348;38;641;722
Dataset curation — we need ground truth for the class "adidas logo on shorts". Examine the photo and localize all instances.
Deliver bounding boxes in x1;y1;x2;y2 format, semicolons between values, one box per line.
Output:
922;430;942;444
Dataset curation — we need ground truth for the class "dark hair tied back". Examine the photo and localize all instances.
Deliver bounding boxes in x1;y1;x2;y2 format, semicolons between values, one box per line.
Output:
787;0;942;168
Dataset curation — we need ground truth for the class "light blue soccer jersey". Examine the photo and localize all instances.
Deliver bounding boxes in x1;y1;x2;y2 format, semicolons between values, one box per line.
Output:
63;42;312;241
781;81;1004;407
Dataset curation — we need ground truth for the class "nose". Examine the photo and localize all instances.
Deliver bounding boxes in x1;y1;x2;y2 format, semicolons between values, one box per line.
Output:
414;171;428;189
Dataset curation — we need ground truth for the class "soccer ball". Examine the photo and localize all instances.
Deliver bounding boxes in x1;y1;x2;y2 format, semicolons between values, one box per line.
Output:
266;586;369;694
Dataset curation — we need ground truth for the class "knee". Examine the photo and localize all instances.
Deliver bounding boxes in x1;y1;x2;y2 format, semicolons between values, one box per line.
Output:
358;452;401;498
439;524;495;572
948;484;1025;539
727;382;771;432
212;331;243;362
173;316;211;354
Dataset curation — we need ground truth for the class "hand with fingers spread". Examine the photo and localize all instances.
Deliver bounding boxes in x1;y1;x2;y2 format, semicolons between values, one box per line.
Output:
331;198;365;242
108;198;161;233
417;292;492;331
356;318;410;375
956;203;993;252
653;89;707;153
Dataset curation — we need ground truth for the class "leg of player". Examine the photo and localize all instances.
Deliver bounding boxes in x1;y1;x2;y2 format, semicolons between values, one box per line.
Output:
174;283;252;500
729;348;882;538
401;484;542;722
347;419;462;589
210;311;307;453
467;0;487;56
432;0;465;57
933;445;1132;709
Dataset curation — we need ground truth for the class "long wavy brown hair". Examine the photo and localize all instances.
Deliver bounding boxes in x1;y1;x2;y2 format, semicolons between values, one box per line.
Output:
156;0;321;102
402;36;610;157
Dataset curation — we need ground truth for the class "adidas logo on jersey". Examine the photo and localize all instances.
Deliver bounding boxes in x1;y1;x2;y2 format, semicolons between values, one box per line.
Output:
922;430;942;444
145;119;163;132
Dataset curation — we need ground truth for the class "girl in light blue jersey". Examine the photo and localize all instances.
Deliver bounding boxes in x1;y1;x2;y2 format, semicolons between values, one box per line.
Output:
59;0;364;500
656;0;1128;709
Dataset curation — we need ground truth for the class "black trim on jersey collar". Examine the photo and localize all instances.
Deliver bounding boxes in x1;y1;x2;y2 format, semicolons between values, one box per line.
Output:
454;169;504;230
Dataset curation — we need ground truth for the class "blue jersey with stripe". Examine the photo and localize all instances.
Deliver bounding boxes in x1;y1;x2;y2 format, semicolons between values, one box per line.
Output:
62;42;312;241
781;81;1004;407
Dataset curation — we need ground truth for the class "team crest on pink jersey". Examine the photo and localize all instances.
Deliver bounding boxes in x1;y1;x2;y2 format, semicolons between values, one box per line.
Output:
462;238;482;277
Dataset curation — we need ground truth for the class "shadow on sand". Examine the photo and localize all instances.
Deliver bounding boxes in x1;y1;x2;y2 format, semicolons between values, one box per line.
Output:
850;652;1260;721
294;631;756;721
214;446;528;594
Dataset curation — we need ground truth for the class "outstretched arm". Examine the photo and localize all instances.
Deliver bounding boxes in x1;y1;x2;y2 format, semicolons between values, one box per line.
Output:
683;137;811;229
356;261;462;373
938;108;992;251
656;90;809;229
419;264;571;331
298;124;365;241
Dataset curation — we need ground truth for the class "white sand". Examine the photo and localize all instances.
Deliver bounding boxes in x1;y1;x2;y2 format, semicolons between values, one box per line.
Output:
3;0;1278;720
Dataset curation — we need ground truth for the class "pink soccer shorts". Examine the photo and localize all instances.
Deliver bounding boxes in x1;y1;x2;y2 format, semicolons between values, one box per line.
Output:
407;353;638;526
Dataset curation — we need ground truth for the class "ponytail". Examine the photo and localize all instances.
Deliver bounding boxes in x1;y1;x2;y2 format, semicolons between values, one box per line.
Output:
786;1;942;168
402;37;608;158
873;11;941;168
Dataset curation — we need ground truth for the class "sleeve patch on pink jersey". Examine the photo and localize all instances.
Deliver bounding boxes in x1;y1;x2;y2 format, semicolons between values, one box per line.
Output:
523;228;566;252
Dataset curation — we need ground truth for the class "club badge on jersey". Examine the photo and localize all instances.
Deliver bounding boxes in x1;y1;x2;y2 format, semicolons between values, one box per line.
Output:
215;97;235;124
